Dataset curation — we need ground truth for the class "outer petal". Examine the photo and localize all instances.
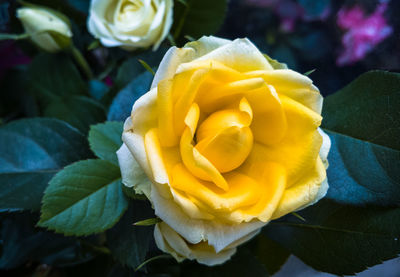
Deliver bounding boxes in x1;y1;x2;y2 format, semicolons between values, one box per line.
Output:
154;222;232;266
153;0;173;50
116;143;151;197
151;46;196;89
122;87;158;183
245;69;323;113
154;222;261;266
271;157;327;219
183;38;273;73
153;36;272;90
318;128;331;168
150;184;266;253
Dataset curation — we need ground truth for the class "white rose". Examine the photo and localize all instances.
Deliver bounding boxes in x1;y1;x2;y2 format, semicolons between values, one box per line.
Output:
17;6;72;53
87;0;173;50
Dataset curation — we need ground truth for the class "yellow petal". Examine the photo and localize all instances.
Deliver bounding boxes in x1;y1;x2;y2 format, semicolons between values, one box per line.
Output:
179;103;228;191
197;77;266;113
246;84;287;145
248;93;323;186
189;38;273;72
234;162;286;222
245;69;322;113
194;98;253;173
195;126;253;173
171;164;260;211
157;78;178;146
173;68;210;135
144;128;170;197
272;157;327;219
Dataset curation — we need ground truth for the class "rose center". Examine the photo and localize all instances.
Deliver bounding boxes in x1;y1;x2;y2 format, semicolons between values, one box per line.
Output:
194;98;253;173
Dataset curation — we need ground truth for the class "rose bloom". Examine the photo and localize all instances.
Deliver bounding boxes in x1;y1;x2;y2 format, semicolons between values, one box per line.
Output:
87;0;173;50
117;36;331;265
17;6;72;53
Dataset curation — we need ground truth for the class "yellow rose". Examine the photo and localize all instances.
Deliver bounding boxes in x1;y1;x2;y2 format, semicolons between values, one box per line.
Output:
17;6;72;53
117;36;331;265
87;0;173;50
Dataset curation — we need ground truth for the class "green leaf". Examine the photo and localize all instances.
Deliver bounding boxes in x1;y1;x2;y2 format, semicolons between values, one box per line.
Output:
138;59;155;75
180;246;270;277
263;53;288;70
28;53;86;98
264;199;400;275
66;0;90;13
0;118;91;211
27;54;106;132
42;96;106;133
324;130;400;206
102;48;166;108
88;121;123;165
122;185;147;200
303;69;316;76
252;234;290;275
89;80;109;100
0;212;94;270
133;218;162;226
323;71;399;150
107;200;155;269
172;0;228;42
108;71;153;121
38;159;128;235
114;49;167;89
322;71;400;206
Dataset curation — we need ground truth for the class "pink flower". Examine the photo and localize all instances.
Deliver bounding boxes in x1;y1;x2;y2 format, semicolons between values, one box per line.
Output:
336;2;393;66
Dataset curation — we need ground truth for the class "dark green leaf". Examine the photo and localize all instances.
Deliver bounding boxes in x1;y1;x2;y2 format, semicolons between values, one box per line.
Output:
39;159;128;235
263;53;288;70
0;67;38;121
89;80;109;100
138;59;155;75
0;212;93;270
42;95;106;133
0;3;9;29
107;200;155;269
325;130;400;206
133;218;162;226
115;49;167;89
65;0;91;13
102;48;165;108
180;246;269;277
172;0;228;42
122;185;147;200
108;71;153;121
264;199;400;275
28;53;86;98
323;71;400;150
322;71;400;206
27;54;105;132
88;121;123;165
252;234;290;275
0;118;91;211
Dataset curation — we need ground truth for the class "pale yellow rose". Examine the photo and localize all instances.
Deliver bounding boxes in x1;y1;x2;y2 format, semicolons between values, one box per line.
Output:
117;36;331;266
17;6;72;53
87;0;173;50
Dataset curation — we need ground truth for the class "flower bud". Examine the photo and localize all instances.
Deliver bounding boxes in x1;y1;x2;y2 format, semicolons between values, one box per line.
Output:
17;6;72;53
